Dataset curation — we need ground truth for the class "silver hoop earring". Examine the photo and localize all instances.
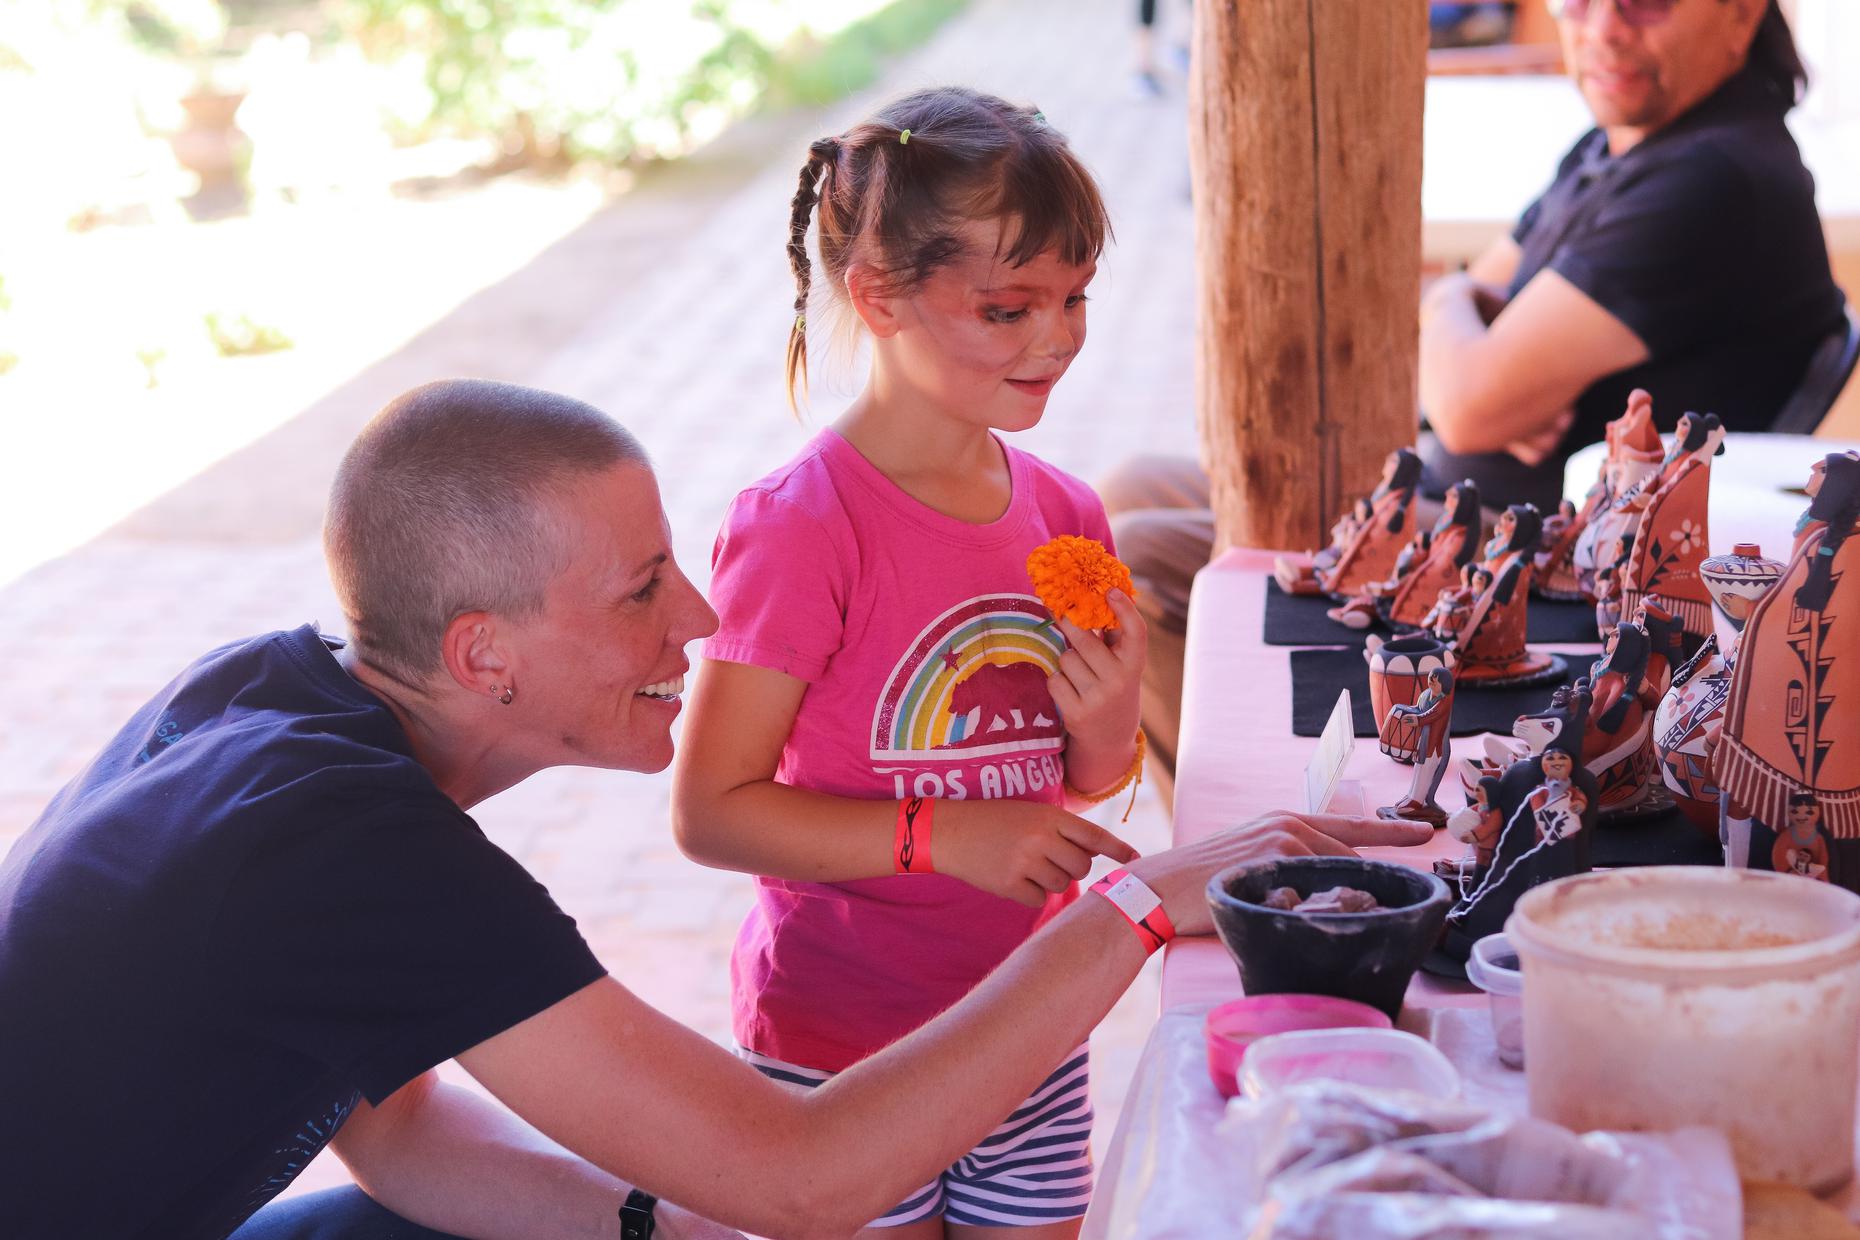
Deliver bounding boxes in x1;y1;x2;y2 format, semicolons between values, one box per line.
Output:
493;684;514;705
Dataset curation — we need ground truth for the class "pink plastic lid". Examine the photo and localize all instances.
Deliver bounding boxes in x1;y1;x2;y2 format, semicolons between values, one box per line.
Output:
1203;994;1392;1098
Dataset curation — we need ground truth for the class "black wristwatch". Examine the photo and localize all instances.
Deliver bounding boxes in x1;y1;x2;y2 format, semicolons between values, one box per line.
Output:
620;1188;657;1239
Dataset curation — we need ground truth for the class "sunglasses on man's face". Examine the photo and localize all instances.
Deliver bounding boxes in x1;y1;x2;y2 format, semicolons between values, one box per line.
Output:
1546;0;1681;27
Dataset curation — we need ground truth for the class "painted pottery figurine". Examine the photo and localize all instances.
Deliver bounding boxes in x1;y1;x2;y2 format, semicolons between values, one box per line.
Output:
1635;599;1687;703
1363;632;1455;739
1421;563;1488;644
1652;544;1783;832
1433;685;1598;970
1329;480;1482;631
1614;411;1726;657
1717;453;1860;888
1533;499;1582;599
1576;622;1669;819
1451;504;1566;688
1378;668;1457;828
1439;774;1506;894
1274;448;1422;597
1570;389;1666;603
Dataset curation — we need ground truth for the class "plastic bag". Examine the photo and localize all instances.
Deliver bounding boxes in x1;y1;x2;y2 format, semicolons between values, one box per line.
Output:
1217;1081;1740;1240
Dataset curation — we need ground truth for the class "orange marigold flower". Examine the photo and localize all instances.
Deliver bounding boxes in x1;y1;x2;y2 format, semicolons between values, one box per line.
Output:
1026;535;1137;630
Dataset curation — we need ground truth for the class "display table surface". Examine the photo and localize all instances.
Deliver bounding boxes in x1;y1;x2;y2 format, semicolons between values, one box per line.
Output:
1084;449;1860;1231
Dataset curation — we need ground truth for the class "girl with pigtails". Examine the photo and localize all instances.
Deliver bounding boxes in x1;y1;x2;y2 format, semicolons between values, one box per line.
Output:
671;88;1149;1235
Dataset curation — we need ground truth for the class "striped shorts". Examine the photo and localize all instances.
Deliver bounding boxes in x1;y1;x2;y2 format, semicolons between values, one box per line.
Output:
740;1045;1094;1227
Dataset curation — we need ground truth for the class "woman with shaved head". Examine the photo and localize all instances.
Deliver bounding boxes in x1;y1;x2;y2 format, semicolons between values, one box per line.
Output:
0;379;1426;1240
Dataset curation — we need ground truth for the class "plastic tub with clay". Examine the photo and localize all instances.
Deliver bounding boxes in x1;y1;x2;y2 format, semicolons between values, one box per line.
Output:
1508;866;1860;1193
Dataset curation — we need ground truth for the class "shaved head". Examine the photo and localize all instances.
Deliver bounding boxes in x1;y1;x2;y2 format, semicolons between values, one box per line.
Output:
324;379;646;683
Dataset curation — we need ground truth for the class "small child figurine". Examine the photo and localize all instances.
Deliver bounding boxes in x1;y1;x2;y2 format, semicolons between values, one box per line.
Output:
1422;563;1487;643
1445;775;1506;882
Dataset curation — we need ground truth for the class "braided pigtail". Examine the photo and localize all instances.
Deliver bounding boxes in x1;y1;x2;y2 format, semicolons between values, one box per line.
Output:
785;136;839;414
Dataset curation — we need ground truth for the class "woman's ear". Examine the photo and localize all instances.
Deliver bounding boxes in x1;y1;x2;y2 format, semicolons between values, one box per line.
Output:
845;264;901;339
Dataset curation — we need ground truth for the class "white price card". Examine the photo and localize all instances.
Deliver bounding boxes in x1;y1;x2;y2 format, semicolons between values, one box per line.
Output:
1304;689;1356;814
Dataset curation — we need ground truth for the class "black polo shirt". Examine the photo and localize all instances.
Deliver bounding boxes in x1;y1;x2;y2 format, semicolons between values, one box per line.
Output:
0;626;607;1240
1424;64;1846;510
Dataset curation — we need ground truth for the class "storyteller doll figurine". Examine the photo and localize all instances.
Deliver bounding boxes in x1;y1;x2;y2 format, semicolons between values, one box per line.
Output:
1433;687;1597;970
1377;668;1457;828
1571;389;1666;603
1615;411;1726;658
1274;448;1422;598
1717;453;1860;887
1533;499;1581;599
1576;623;1667;818
1452;504;1566;688
1328;479;1481;631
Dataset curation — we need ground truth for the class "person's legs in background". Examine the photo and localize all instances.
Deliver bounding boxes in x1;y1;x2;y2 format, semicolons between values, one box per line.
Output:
229;1188;469;1240
1131;0;1162;97
1099;455;1214;817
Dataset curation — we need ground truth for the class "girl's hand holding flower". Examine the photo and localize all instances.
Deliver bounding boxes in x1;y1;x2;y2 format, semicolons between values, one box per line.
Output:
1025;536;1147;801
1048;590;1147;792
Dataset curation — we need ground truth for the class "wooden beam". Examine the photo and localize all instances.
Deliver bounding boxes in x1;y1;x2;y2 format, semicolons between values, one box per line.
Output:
1189;1;1427;553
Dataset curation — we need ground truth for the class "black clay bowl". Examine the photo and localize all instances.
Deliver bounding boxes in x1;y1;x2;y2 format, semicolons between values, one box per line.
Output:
1207;857;1452;1019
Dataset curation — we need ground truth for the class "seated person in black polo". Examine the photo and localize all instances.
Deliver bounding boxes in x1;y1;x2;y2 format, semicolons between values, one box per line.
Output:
1420;0;1846;510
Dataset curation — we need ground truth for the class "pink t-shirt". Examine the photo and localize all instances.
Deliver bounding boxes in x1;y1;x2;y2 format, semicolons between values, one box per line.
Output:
706;428;1115;1071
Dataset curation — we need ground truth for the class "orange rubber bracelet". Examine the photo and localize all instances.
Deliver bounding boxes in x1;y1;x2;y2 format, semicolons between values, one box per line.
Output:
894;796;934;874
1090;868;1175;954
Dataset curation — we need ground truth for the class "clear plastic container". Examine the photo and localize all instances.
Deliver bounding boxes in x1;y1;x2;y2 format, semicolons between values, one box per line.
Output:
1508;867;1860;1193
1238;1027;1461;1100
1466;932;1524;1070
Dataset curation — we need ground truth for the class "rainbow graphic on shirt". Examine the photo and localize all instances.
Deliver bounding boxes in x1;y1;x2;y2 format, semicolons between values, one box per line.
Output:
869;593;1067;762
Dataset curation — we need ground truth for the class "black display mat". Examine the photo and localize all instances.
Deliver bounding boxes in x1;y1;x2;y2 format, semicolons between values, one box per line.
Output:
1263;578;1600;648
1290;647;1572;738
1591;809;1724;868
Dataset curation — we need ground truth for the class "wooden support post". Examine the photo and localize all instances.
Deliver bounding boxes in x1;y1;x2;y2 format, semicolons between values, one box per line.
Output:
1189;1;1427;553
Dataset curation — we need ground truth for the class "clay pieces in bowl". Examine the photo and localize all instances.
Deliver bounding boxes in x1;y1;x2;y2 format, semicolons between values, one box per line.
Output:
1207;857;1452;1019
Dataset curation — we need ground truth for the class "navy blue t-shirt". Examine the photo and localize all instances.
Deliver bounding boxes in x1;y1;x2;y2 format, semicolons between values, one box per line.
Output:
1423;64;1846;510
0;626;606;1239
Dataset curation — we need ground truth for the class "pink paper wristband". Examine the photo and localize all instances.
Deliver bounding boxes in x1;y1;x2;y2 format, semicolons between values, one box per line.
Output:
1090;868;1175;954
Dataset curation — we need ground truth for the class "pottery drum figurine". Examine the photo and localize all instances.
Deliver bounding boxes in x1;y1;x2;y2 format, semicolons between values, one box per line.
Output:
1717;453;1860;888
1378;668;1457;828
1652;544;1783;832
1570;389;1666;604
1363;632;1455;740
1452;504;1566;688
1274;448;1422;598
1615;411;1726;657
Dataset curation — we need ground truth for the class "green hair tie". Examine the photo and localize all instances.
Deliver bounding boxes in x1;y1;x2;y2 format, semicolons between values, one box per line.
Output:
794;313;806;333
899;129;911;145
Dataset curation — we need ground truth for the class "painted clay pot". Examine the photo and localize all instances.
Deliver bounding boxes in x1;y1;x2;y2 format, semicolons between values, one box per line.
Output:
1700;543;1784;631
1653;638;1731;833
1364;633;1454;761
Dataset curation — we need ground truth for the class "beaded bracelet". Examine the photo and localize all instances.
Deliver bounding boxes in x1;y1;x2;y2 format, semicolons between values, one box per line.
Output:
1064;731;1146;821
